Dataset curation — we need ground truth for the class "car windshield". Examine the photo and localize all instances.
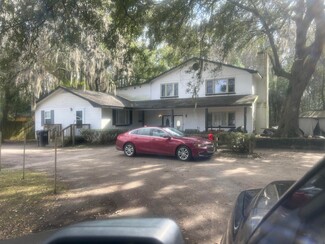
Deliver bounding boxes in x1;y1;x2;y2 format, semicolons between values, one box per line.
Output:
164;127;184;137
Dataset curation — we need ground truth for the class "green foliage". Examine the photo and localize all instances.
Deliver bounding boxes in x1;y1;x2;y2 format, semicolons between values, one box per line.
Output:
2;121;34;140
0;169;65;239
215;131;228;146
226;132;255;153
300;56;325;111
184;129;200;134
80;129;127;144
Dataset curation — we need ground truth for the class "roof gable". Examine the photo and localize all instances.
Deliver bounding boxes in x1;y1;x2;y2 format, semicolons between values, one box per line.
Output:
119;57;260;88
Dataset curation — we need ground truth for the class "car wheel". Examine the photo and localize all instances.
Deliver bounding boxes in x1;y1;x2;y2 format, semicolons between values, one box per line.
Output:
124;143;135;157
176;145;191;161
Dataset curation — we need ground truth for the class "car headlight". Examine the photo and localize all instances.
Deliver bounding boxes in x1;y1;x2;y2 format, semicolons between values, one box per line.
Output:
196;143;207;148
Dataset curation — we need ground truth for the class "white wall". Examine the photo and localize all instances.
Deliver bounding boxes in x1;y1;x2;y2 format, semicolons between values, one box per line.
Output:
117;60;256;101
35;89;102;131
117;83;151;101
299;118;319;136
101;108;112;129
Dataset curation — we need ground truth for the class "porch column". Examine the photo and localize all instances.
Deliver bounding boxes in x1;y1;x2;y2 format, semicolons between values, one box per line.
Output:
205;108;208;132
141;111;145;127
244;107;247;132
171;109;174;127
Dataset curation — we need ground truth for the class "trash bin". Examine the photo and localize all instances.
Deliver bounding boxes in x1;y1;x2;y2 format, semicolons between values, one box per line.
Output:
37;130;49;146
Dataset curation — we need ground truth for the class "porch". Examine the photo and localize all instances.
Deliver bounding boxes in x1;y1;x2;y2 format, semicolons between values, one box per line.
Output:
43;124;91;146
129;95;257;132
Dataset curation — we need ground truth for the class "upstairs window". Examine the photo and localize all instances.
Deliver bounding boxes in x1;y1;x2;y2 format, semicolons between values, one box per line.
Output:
161;83;178;98
206;78;235;94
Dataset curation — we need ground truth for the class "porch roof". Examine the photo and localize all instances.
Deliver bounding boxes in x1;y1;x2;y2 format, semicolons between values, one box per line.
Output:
130;94;258;109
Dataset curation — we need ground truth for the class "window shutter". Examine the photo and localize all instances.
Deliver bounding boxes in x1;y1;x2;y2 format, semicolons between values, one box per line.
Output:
51;110;54;124
206;80;213;94
112;109;116;125
41;110;44;126
129;110;133;125
161;84;165;97
174;83;178;96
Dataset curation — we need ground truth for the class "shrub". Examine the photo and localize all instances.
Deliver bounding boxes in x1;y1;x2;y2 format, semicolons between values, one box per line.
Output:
215;131;228;145
184;129;200;134
80;129;127;144
226;132;255;153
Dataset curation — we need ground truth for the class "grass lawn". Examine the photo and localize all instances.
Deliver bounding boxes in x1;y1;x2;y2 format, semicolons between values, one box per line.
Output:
0;169;61;239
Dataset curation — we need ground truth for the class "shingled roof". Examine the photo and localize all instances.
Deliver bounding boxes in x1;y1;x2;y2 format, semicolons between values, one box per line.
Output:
37;86;132;108
37;87;257;110
300;111;325;118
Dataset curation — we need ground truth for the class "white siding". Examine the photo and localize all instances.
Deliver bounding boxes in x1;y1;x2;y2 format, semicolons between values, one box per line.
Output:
101;108;112;129
299;118;320;136
117;83;151;101
35;90;102;131
117;60;255;101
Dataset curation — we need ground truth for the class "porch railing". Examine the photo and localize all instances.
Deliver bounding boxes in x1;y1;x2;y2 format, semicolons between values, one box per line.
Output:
61;124;90;146
44;124;62;142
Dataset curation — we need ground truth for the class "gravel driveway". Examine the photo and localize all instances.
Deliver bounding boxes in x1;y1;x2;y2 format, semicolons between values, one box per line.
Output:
1;143;324;243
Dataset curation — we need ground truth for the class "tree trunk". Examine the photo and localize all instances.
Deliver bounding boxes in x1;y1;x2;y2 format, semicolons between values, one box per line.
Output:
321;59;325;110
276;77;307;137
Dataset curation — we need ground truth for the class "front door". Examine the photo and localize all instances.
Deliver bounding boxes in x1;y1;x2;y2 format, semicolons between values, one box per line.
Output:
174;115;183;130
75;110;83;136
162;115;172;127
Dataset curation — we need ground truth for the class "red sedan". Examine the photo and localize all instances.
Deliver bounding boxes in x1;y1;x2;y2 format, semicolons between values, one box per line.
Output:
116;127;215;161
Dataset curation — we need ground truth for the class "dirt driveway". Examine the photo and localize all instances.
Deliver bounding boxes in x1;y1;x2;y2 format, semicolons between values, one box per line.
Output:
1;143;324;243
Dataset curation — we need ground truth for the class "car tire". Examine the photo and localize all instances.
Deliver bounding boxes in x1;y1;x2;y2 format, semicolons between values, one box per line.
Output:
124;143;135;157
176;145;191;161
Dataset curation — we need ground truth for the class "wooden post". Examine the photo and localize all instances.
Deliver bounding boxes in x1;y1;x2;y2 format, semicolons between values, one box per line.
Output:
244;107;247;132
54;135;58;194
0;131;2;172
72;125;75;146
22;133;26;179
61;129;64;148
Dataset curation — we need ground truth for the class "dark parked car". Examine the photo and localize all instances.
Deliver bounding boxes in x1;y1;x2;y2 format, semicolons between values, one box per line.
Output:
222;157;325;244
116;127;215;161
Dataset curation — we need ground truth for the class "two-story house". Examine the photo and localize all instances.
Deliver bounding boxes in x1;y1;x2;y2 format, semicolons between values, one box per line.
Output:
35;55;269;137
116;56;269;133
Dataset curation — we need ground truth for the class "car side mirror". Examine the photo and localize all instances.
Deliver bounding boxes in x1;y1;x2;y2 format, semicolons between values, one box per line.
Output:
163;135;171;139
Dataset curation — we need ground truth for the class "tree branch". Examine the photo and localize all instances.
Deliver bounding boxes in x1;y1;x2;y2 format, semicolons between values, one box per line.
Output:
227;0;291;79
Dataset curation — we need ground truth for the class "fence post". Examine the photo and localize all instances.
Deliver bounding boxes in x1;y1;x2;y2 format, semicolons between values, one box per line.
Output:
22;132;26;179
54;135;58;194
72;125;75;146
0;131;2;172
